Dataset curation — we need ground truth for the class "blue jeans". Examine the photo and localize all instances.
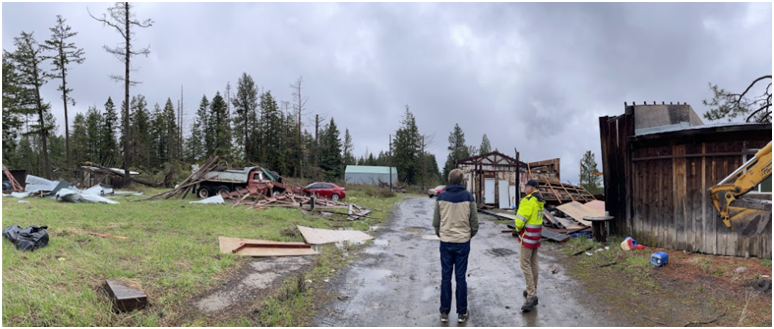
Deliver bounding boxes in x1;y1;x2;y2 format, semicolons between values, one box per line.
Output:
439;240;470;315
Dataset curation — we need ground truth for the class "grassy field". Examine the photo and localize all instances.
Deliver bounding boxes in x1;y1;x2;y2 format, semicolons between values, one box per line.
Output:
2;186;403;326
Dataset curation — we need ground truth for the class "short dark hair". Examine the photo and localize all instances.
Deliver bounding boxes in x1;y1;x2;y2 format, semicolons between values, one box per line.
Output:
448;169;464;185
526;180;539;188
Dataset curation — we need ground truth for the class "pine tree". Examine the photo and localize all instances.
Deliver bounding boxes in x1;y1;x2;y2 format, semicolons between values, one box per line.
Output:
85;106;102;162
130;95;152;169
319;118;343;180
99;97;118;165
70;113;88;165
259;91;285;172
2;52;24;167
392;106;422;184
479;134;492;155
443;124;470;183
208;92;231;157
232;73;259;163
580;150;602;194
43;15;85;170
342;128;355;169
162;98;179;161
186;95;208;162
10;31;53;177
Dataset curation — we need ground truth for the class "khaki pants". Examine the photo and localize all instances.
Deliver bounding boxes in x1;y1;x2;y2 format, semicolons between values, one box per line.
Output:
519;245;539;299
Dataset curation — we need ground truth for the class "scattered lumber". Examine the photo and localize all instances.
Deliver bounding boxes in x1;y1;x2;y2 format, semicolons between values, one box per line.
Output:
134;156;220;201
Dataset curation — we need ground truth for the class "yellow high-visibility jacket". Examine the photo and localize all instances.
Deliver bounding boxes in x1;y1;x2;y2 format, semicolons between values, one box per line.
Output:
514;191;545;248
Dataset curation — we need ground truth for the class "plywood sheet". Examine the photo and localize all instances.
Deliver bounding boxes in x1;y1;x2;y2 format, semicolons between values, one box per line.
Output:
585;200;605;213
297;225;373;245
218;236;319;257
556;201;602;226
555;217;586;230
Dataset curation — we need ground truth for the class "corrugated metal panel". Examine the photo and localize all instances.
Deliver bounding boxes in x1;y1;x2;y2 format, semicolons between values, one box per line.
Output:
344;165;398;175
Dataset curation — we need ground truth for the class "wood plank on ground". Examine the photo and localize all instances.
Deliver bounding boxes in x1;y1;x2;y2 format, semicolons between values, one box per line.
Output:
297;225;373;245
556;201;601;226
218;236;319;257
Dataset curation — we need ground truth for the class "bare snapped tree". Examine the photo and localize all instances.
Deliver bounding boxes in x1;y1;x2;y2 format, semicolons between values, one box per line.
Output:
89;2;154;182
703;75;772;124
290;76;309;177
43;15;85;171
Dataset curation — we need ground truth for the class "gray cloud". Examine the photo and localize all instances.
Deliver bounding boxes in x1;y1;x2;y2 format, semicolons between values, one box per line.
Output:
3;2;771;183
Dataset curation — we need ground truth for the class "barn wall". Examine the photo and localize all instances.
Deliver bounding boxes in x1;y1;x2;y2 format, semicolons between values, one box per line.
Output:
601;110;772;258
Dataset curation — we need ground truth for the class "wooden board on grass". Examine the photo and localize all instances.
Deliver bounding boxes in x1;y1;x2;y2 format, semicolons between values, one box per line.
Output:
218;236;319;257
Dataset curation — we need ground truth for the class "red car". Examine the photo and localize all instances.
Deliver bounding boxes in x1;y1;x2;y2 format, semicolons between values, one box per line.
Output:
428;185;446;198
304;182;346;201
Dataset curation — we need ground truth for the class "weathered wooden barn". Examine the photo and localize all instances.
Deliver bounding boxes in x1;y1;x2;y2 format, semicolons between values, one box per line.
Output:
600;103;772;257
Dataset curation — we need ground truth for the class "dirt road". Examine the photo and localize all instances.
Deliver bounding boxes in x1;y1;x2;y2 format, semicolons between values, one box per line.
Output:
314;196;623;327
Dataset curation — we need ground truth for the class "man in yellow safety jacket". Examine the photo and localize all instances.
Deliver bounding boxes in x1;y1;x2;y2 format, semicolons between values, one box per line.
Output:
514;180;544;312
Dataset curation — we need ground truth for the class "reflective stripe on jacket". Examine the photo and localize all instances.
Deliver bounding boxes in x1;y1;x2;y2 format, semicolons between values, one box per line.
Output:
514;191;545;249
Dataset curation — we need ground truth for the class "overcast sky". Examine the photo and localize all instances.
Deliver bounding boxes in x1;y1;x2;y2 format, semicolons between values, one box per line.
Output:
2;2;772;183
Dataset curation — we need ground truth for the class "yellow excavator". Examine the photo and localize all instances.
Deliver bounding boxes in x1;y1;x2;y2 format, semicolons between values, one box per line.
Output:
709;141;772;236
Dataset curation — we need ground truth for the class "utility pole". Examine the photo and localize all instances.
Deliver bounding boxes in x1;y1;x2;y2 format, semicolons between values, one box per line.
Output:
515;147;520;209
389;134;393;191
421;135;425;191
314;114;321;168
180;85;184;160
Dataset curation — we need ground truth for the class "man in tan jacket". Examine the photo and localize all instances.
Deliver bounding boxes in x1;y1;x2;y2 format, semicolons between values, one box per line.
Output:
432;169;479;323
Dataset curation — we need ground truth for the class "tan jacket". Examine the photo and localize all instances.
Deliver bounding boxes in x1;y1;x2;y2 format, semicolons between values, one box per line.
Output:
432;184;479;243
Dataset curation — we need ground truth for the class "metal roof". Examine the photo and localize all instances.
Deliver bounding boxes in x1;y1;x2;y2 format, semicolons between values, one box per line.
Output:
345;165;398;175
634;121;767;136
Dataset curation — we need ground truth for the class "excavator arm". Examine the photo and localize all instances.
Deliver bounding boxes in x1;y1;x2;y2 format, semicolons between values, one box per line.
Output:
709;141;772;234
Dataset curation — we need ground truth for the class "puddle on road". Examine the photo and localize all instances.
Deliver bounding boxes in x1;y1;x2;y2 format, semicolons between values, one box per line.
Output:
360;268;392;281
373;239;390;247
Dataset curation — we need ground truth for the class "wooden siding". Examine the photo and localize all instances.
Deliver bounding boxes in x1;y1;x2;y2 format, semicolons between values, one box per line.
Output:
600;109;771;258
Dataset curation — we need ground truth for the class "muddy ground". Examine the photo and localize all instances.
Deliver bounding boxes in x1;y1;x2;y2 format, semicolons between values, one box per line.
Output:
313;197;624;326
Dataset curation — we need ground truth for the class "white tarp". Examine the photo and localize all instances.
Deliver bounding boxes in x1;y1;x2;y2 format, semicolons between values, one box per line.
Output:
189;195;225;204
55;188;119;204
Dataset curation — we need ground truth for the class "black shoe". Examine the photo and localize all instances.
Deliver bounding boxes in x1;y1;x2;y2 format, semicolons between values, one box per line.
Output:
440;313;449;323
523;290;527;298
521;297;538;312
457;311;469;323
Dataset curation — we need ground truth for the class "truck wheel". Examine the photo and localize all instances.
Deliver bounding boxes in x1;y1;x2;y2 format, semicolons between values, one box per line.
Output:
272;189;282;198
198;186;212;199
331;194;340;201
216;185;231;198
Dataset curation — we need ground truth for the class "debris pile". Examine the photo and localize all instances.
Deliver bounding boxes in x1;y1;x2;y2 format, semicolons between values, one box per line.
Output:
3;174;140;204
137;156;223;201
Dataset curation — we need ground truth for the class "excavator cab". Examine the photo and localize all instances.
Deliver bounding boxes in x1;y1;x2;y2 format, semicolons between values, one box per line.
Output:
709;141;772;236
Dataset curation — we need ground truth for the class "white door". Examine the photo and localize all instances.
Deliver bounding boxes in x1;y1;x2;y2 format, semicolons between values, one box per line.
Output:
498;180;509;209
484;178;495;204
509;185;516;208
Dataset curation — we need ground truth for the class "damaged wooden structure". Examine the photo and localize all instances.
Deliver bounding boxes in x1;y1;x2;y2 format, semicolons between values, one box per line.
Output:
600;103;772;257
457;151;525;209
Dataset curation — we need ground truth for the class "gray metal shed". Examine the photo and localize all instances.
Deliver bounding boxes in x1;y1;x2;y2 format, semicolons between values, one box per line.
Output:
344;166;398;186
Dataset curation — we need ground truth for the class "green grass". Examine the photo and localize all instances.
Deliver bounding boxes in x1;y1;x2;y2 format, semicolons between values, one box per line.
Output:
762;258;772;267
2;188;402;326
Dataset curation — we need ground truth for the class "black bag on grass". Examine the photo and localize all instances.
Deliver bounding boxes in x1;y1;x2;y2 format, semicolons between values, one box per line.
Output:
2;224;49;251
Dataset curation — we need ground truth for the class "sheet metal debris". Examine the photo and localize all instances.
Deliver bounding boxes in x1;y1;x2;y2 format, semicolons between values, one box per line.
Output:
189;195;225;204
55;188;119;204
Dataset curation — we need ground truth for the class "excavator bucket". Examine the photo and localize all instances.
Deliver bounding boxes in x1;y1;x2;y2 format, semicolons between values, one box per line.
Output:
727;207;772;236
